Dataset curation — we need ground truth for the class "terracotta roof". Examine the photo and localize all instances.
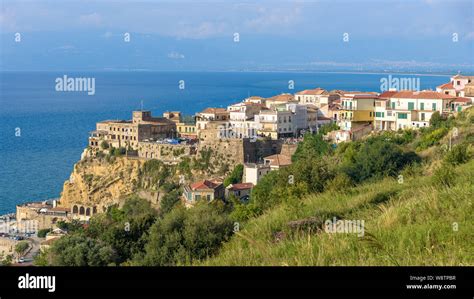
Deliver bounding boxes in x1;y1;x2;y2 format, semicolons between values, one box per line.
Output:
190;180;222;191
452;75;474;79
378;91;398;99
353;94;379;100
266;94;295;102
390;91;456;99
295;88;328;95
264;154;292;167
437;82;454;89
200;108;227;114
228;183;254;191
453;97;472;103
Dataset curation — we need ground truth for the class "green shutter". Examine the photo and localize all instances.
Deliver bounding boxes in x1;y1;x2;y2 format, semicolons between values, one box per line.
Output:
420;103;424;110
408;102;414;110
432;103;436;111
398;113;408;119
391;102;395;109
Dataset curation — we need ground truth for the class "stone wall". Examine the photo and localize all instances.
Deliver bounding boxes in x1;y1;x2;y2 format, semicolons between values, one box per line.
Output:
138;142;196;162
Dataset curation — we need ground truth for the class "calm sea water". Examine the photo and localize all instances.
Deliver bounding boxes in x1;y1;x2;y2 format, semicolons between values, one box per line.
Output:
0;71;449;214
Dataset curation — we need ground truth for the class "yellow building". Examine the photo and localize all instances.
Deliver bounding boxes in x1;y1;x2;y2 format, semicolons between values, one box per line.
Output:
176;122;197;139
338;94;377;130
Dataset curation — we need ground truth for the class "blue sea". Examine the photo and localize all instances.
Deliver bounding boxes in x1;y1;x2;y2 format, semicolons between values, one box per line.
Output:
0;71;449;214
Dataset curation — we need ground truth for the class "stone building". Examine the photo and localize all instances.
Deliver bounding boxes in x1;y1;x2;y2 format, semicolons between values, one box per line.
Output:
16;201;70;232
89;110;177;150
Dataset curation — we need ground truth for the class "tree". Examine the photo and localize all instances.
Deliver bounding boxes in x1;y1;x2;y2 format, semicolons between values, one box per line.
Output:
341;139;420;183
160;190;181;215
292;132;331;162
223;164;244;187
429;111;445;129
86;196;157;264
140;203;233;266
37;228;51;238
15;241;30;257
47;234;117;266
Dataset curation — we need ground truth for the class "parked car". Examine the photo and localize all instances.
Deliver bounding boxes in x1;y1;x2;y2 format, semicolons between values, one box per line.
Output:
18;257;25;263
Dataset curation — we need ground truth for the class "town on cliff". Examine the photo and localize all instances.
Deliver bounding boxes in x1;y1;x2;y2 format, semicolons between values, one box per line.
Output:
2;74;473;263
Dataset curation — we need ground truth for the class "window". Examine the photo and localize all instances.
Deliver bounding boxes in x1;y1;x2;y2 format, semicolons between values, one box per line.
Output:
195;195;201;201
432;103;437;111
421;113;425;121
420;103;424;110
375;112;385;118
349;102;352;109
391;102;396;109
408;102;414;110
207;195;211;201
398;113;408;119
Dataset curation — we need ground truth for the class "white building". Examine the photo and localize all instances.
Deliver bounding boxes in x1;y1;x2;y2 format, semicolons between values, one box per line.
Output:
227;102;265;138
374;91;455;130
256;108;295;139
295;88;331;107
243;163;271;185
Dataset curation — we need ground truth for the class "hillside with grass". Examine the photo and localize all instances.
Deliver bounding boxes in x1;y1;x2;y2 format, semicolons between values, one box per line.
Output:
197;108;474;266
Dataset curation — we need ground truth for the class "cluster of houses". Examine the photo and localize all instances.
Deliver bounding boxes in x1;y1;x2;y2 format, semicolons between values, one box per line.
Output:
174;74;474;206
85;74;472;207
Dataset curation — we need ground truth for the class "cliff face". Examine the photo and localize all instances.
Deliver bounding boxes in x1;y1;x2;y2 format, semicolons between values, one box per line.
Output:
58;150;143;212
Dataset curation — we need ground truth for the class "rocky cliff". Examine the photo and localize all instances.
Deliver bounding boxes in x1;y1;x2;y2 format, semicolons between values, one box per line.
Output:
58;149;144;213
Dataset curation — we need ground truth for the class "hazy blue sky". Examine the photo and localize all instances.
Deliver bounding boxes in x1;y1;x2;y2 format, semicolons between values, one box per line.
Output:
1;0;473;72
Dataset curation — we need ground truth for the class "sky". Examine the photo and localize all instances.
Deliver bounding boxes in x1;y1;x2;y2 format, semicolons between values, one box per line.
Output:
0;0;473;72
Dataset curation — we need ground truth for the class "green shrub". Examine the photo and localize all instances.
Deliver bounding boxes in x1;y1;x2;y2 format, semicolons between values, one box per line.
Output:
37;228;51;238
325;173;354;192
100;140;109;150
139;203;233;266
444;143;470;165
224;164;243;187
292;132;331;162
342;140;420;183
433;163;456;188
416;127;448;150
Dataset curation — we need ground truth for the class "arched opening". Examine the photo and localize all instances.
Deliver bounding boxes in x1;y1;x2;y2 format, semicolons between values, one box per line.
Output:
73;205;78;214
79;206;85;215
86;208;91;216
